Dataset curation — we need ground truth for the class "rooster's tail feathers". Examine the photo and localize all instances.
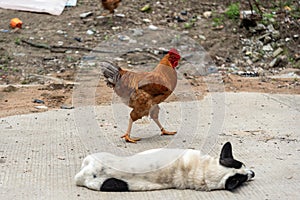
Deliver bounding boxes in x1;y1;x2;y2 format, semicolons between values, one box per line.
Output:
101;61;122;88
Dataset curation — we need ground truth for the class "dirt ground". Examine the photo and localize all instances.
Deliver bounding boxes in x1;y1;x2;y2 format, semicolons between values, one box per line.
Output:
0;0;299;118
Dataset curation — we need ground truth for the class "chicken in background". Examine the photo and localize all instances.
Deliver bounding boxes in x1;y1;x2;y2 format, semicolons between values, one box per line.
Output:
102;49;181;143
101;0;122;16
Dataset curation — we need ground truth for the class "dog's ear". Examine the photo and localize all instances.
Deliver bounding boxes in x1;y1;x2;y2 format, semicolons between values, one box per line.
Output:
225;174;248;190
220;142;243;169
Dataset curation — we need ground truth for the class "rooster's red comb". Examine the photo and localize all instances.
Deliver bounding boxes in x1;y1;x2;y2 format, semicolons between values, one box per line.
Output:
168;48;180;57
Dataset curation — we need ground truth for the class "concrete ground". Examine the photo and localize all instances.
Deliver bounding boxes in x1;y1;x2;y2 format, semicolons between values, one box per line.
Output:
0;92;299;200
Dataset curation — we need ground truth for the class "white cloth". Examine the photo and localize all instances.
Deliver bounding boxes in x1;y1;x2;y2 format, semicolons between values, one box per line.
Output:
0;0;69;15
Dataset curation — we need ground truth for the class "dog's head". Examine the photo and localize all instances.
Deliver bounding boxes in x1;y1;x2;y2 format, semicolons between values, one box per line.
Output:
217;142;255;191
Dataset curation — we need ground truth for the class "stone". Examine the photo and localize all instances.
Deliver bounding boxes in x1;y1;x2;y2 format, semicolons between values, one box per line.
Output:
115;14;125;18
80;12;93;18
262;44;273;52
86;30;94;35
198;35;206;40
148;25;158;30
35;105;48;110
271;31;280;40
263;36;272;44
246;59;253;65
132;29;143;36
273;47;283;57
142;19;151;23
267;24;275;32
245;51;252;56
181;10;188;15
269;58;279;68
255;23;266;31
118;35;130;41
203;11;212;18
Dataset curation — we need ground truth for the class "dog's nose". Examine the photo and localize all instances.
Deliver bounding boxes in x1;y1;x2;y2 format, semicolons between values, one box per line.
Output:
246;169;255;179
249;170;255;178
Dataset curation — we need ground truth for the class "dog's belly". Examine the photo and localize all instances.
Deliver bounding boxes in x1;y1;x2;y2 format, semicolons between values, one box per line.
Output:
97;149;189;173
75;149;204;191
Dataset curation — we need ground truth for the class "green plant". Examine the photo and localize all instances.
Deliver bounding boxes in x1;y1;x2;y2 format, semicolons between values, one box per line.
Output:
261;13;275;25
15;38;21;45
225;3;240;19
212;15;224;27
263;13;274;19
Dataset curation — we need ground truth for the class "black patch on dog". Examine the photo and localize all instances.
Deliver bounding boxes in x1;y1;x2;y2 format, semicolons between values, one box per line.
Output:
100;178;129;192
219;142;243;169
225;173;248;190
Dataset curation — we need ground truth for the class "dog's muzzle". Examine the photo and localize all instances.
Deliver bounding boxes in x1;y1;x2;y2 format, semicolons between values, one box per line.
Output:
247;169;255;180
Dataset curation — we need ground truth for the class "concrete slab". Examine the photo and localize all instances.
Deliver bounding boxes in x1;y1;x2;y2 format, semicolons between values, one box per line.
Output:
0;92;299;199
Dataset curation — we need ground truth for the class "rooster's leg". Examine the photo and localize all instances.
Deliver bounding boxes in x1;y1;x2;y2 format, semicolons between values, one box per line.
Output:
121;118;141;143
150;105;177;136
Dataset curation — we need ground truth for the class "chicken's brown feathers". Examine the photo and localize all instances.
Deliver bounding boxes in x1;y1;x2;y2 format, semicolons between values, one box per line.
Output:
103;48;180;121
101;0;122;14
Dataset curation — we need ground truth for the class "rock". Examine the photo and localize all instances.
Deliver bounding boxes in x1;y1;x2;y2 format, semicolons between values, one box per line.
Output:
132;29;143;36
80;12;93;18
60;105;74;109
271;30;280;40
257;33;271;42
112;26;121;31
181;10;188;15
74;37;82;42
142;18;151;23
35;105;48;110
141;4;151;12
269;56;287;68
56;30;66;35
285;37;291;42
262;44;273;52
115;13;125;18
246;59;253;65
86;30;94;35
3;85;18;92
96;16;105;19
33;99;45;104
252;52;261;62
273;47;283;57
198;35;206;40
203;11;212;18
245;50;252;56
118;35;130;41
255;23;266;31
267;24;275;32
269;58;278;68
263;36;272;44
148;25;158;30
174;16;186;22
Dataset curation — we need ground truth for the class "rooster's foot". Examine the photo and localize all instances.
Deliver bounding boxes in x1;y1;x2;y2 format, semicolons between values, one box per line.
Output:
161;128;177;136
121;134;141;143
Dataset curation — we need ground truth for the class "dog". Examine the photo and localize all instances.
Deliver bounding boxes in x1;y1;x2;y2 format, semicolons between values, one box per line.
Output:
75;142;255;191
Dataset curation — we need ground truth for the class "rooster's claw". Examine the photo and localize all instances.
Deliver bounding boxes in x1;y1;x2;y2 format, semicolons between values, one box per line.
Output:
161;129;177;136
121;134;141;143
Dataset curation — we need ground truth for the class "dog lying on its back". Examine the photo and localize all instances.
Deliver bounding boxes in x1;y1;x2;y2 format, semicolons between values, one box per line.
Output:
75;142;255;191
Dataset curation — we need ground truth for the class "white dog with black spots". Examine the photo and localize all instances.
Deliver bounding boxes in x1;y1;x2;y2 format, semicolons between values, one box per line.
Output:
75;142;255;192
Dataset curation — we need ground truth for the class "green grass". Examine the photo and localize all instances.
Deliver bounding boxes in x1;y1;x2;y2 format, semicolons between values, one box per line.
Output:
225;3;240;19
212;15;225;27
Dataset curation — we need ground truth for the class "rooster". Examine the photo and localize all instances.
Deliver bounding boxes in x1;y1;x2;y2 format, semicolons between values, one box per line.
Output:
101;0;122;16
102;49;181;143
